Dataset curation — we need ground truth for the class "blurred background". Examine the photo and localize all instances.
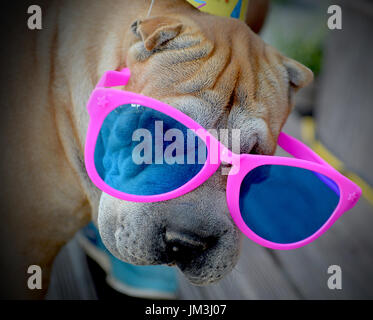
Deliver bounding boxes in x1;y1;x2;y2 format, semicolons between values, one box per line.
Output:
47;0;373;299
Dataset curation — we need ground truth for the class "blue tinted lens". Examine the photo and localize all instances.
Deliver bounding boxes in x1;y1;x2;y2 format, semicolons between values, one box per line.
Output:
94;104;206;195
239;165;340;244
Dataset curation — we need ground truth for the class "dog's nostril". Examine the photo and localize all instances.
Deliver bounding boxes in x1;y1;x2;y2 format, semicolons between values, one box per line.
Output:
166;230;208;249
164;230;216;262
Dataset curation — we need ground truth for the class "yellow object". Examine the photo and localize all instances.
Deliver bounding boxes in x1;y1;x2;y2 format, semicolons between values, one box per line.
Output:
186;0;249;21
301;116;373;207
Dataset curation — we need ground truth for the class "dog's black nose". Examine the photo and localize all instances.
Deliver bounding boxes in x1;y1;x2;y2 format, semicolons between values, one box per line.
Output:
164;229;216;263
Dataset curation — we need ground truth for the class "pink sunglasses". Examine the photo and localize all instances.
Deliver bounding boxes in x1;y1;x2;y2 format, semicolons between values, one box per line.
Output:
85;68;361;250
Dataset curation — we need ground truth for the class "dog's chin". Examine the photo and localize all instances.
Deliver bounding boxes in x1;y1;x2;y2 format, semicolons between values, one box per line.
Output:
175;251;238;286
113;248;235;286
110;233;240;286
178;265;231;286
112;250;225;285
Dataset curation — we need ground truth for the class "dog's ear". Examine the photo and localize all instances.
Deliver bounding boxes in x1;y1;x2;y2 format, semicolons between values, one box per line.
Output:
282;56;314;90
131;16;183;51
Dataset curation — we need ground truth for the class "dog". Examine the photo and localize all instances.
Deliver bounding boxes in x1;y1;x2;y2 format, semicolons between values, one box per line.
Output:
0;0;312;298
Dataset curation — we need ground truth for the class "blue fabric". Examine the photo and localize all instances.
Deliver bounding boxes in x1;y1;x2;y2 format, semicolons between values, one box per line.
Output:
231;0;242;19
110;258;178;294
94;104;206;196
239;165;340;244
81;222;178;294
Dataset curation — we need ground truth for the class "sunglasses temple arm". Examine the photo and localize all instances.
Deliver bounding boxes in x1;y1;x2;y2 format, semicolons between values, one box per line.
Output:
96;68;131;88
278;132;333;169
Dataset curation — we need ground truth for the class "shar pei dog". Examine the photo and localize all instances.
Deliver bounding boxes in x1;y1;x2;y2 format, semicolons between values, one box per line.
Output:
0;0;312;298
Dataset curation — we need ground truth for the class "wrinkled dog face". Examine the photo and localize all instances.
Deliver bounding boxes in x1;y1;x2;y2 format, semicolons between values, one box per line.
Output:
98;14;313;285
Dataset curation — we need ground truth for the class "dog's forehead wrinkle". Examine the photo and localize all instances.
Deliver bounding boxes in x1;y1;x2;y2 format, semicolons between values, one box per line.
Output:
156;44;211;66
176;71;214;94
174;48;233;94
161;34;210;58
164;34;202;49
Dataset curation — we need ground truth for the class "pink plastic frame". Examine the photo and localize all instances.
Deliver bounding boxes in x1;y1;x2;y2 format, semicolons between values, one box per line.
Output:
85;68;362;250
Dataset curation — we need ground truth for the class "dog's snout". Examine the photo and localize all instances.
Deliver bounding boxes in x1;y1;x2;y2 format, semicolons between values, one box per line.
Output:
164;229;216;262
